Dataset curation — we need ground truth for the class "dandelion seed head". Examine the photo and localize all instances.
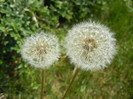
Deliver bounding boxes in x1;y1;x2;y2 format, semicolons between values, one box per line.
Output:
65;21;117;71
21;31;60;69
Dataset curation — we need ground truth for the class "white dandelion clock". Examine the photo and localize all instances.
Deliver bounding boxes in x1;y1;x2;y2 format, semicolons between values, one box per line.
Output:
21;31;60;69
21;31;60;99
65;21;117;71
63;22;117;98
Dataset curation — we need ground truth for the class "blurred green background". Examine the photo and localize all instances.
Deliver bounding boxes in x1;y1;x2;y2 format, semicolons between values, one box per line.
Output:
0;0;133;99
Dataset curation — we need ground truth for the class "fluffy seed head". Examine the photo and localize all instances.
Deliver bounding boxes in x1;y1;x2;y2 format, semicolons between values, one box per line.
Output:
21;31;60;69
65;21;117;71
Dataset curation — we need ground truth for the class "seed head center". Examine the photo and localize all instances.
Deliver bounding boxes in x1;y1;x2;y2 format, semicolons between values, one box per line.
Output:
83;38;97;51
36;45;46;54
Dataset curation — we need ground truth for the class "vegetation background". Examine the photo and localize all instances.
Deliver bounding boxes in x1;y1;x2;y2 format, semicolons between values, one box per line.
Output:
0;0;133;99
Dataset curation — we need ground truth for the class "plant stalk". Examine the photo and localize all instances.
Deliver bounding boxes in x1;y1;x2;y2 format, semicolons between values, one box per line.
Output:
40;70;44;99
62;68;79;99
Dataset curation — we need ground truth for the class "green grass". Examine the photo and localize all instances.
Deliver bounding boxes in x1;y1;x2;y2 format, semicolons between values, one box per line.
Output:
2;0;133;99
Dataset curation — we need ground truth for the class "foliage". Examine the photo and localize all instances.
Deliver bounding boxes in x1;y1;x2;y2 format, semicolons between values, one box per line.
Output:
0;0;133;98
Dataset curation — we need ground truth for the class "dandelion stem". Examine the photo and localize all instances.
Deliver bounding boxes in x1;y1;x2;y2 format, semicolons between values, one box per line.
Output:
62;68;79;99
40;69;44;99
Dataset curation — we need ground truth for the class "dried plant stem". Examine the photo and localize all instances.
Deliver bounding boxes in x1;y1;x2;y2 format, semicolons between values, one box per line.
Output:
40;70;44;99
62;68;79;99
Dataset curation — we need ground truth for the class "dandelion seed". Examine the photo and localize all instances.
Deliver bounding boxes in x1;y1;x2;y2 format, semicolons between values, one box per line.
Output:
65;21;117;71
21;31;60;69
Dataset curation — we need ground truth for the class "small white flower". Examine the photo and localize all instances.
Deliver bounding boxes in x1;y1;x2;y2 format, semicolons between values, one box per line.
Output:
21;31;60;69
65;21;117;71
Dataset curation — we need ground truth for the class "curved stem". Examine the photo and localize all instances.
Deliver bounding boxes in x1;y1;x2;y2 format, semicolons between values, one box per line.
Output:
62;68;79;99
40;70;44;99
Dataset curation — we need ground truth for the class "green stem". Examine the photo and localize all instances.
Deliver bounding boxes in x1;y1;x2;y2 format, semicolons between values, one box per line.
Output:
40;70;44;99
62;68;79;99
